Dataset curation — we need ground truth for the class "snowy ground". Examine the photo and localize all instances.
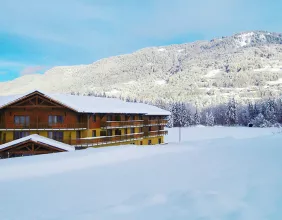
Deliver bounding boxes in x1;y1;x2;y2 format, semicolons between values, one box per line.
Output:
1;127;282;220
166;126;280;142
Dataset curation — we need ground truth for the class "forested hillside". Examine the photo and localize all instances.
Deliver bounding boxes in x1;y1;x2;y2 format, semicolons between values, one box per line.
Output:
1;31;282;109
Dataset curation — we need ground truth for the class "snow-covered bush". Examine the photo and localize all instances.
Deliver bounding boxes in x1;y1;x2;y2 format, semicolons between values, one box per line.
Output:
250;113;271;127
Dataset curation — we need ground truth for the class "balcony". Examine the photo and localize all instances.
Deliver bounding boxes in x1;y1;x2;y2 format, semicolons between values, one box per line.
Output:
144;130;168;137
144;119;168;126
101;120;144;129
64;133;144;147
0;123;87;130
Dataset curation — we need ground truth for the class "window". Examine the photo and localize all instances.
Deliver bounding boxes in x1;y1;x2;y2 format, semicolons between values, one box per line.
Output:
115;115;121;121
130;128;135;134
158;126;162;130
149;127;152;131
92;130;96;137
100;130;107;136
148;140;152;145
48;131;63;142
124;129;128;134
138;115;143;120
158;138;162;144
76;131;81;138
107;115;112;121
14;116;30;125
128;115;133;121
107;130;112;136
139;127;143;133
14;131;30;140
48;115;63;124
93;114;96;122
115;129;121;136
140;141;143;145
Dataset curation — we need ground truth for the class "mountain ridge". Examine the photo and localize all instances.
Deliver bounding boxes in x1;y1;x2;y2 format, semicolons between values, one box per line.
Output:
1;31;282;108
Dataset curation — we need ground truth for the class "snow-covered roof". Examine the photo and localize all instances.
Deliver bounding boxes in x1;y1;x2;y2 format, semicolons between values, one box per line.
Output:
0;90;171;115
0;134;75;151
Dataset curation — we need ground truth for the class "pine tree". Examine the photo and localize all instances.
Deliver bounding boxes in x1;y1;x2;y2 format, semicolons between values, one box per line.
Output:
171;102;181;127
225;98;238;126
248;102;255;120
194;109;201;125
253;103;260;117
238;106;250;126
264;98;277;123
205;112;215;126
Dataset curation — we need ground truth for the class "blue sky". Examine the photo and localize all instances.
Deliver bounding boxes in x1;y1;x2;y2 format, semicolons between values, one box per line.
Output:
0;0;281;82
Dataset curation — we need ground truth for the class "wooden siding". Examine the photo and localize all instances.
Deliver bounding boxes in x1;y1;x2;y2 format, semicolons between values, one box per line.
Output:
0;93;168;148
0;93;88;130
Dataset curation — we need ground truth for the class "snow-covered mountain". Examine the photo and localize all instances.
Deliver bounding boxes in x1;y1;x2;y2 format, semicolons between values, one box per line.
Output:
1;31;282;107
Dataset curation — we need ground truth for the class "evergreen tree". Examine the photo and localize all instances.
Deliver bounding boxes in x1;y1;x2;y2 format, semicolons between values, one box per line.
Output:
225;98;238;126
264;98;277;123
238;106;250;126
248;102;255;120
194;109;201;125
205;112;215;126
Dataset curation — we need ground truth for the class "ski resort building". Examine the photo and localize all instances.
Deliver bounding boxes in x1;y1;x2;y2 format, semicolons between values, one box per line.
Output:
0;91;169;158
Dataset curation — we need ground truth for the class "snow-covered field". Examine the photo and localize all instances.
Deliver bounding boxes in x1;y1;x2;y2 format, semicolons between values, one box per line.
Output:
1;127;282;220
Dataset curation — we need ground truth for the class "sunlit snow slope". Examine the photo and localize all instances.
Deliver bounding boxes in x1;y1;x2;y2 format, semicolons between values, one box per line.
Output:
0;127;282;220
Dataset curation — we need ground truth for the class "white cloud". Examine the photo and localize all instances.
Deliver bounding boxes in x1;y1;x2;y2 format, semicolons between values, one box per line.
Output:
0;0;268;49
0;0;281;69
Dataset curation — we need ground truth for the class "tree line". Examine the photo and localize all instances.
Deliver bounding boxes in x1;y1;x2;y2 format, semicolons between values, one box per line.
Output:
79;91;282;128
152;97;282;128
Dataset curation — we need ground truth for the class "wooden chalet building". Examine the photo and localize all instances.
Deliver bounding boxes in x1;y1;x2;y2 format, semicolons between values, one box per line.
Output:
0;90;170;158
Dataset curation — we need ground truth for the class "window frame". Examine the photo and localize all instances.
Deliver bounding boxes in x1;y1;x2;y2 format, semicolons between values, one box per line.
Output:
48;131;64;141
14;115;30;125
48;115;64;125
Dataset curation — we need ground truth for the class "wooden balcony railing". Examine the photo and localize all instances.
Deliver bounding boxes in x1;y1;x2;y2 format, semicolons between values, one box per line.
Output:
0;133;144;147
0;123;87;130
101;120;144;129
63;133;144;147
144;119;168;126
144;130;168;137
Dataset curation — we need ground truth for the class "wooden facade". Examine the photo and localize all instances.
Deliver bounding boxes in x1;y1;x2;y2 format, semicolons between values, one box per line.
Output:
0;140;66;159
0;91;169;157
